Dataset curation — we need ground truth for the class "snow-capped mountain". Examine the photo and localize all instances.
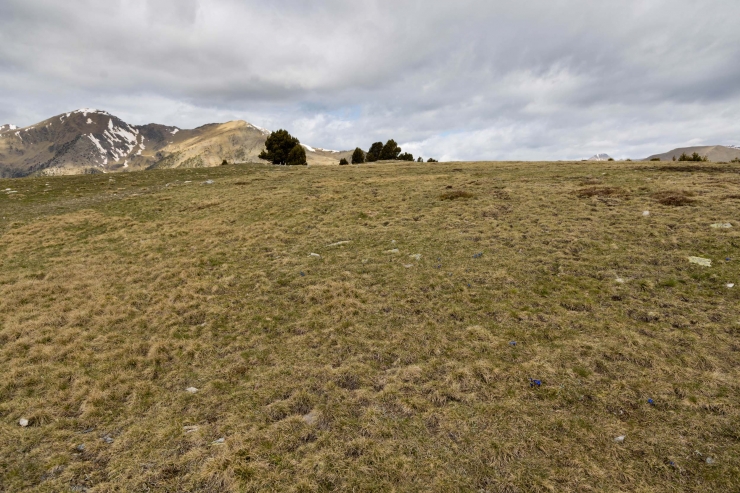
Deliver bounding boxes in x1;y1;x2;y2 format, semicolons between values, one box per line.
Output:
588;153;612;161
0;109;350;177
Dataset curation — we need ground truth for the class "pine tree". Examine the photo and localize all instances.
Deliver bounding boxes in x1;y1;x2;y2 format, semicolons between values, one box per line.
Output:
351;148;365;164
366;142;383;162
380;139;402;160
339;158;349;165
259;129;302;165
398;152;414;161
286;144;307;165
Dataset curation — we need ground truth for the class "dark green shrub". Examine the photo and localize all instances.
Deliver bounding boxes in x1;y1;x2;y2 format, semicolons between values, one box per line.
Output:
398;152;414;161
339;158;349;165
351;148;365;164
366;142;383;162
678;152;708;162
286;144;307;166
427;158;438;163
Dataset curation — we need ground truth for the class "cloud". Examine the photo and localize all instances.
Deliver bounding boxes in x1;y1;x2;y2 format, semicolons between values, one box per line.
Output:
1;0;739;159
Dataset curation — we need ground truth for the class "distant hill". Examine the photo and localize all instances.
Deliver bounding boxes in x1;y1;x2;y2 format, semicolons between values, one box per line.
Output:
645;145;740;162
588;153;612;161
0;109;352;177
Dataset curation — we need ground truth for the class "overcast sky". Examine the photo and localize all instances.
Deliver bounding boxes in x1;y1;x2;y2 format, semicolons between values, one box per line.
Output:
1;0;739;160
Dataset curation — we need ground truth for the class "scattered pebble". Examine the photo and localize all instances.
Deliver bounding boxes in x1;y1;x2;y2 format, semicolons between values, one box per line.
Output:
615;277;625;284
186;387;199;394
614;435;625;443
727;283;735;289
211;438;225;445
688;256;712;267
472;252;483;259
403;264;414;268
385;249;400;254
102;435;114;444
409;254;422;261
642;211;650;217
76;444;86;452
184;181;192;184
204;180;214;185
19;418;29;427
183;426;200;433
391;240;397;245
706;457;716;465
300;271;305;277
327;241;351;247
309;253;321;258
710;223;732;229
509;341;517;346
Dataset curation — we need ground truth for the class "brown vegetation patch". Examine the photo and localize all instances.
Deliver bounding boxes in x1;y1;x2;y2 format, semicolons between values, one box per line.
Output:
439;190;474;200
654;165;740;174
575;186;627;198
652;190;696;206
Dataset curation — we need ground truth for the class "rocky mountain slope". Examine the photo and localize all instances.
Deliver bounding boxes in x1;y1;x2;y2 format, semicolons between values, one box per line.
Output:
0;110;351;177
588;153;612;161
646;145;740;162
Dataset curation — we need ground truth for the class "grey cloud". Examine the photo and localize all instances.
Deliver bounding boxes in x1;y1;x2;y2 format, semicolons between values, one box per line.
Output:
1;0;739;159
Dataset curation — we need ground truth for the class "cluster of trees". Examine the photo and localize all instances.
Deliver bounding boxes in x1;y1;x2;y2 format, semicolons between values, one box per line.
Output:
676;152;708;162
350;139;437;164
259;129;307;165
259;130;439;166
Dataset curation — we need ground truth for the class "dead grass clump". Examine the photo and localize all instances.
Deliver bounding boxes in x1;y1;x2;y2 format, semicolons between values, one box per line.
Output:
723;194;740;200
439;190;474;200
652;190;696;206
575;186;626;198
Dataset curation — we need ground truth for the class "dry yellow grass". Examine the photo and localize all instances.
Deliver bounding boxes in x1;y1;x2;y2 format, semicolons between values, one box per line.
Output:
0;161;738;492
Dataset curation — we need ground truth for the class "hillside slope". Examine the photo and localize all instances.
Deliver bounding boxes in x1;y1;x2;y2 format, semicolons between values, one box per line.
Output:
646;145;740;162
0;110;350;177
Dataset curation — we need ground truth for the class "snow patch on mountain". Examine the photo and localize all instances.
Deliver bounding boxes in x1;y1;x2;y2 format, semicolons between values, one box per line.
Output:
246;123;271;135
0;124;18;133
302;144;316;152
588;153;612;161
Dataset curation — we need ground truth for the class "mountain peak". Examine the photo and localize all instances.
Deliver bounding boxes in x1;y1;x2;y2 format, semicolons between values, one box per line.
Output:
588;153;612;161
0;124;18;133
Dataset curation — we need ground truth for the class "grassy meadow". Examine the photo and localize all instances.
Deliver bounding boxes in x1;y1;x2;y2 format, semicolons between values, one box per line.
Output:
0;160;738;492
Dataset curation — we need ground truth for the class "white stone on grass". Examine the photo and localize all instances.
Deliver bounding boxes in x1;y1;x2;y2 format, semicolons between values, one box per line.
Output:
710;223;732;229
614;435;625;443
309;253;321;258
385;249;400;254
327;241;351;247
19;418;29;427
409;254;422;261
688;257;712;267
642;211;650;217
186;387;199;394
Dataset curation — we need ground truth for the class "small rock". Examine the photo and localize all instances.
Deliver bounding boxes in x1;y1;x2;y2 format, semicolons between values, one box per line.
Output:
409;254;422;261
688;256;712;267
327;241;351;247
211;438;225;445
614;435;625;443
385;249;400;254
183;426;200;433
727;283;735;289
102;435;114;444
472;252;483;259
300;271;305;277
186;387;199;394
615;277;625;284
391;240;397;245
19;418;29;427
403;264;414;268
706;457;715;465
643;211;650;217
204;180;215;185
509;341;517;346
710;223;732;229
309;253;321;258
76;444;86;452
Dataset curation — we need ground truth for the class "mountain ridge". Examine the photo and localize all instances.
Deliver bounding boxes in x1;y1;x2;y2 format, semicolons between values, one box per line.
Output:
645;145;740;162
0;109;351;177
